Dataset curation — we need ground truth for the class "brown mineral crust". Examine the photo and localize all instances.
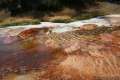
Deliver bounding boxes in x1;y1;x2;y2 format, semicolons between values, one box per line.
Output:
80;24;97;30
18;27;50;39
0;26;120;80
0;42;67;79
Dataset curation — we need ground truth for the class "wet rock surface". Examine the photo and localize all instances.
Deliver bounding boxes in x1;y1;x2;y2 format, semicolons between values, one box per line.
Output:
0;25;119;80
0;15;120;80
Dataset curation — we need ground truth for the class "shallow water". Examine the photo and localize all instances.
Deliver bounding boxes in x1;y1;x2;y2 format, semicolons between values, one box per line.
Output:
0;14;120;80
0;35;58;77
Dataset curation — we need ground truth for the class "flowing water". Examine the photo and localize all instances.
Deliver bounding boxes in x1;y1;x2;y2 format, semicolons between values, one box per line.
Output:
0;15;120;80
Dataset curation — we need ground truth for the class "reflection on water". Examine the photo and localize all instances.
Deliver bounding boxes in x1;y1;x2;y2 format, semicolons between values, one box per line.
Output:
0;34;61;78
0;27;120;80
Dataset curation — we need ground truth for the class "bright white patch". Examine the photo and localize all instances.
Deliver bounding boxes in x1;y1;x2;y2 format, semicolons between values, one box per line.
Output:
0;14;119;36
67;17;111;27
14;75;34;80
105;14;120;17
52;27;73;33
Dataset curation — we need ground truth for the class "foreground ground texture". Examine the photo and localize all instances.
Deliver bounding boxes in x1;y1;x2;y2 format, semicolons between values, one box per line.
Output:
0;15;120;80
